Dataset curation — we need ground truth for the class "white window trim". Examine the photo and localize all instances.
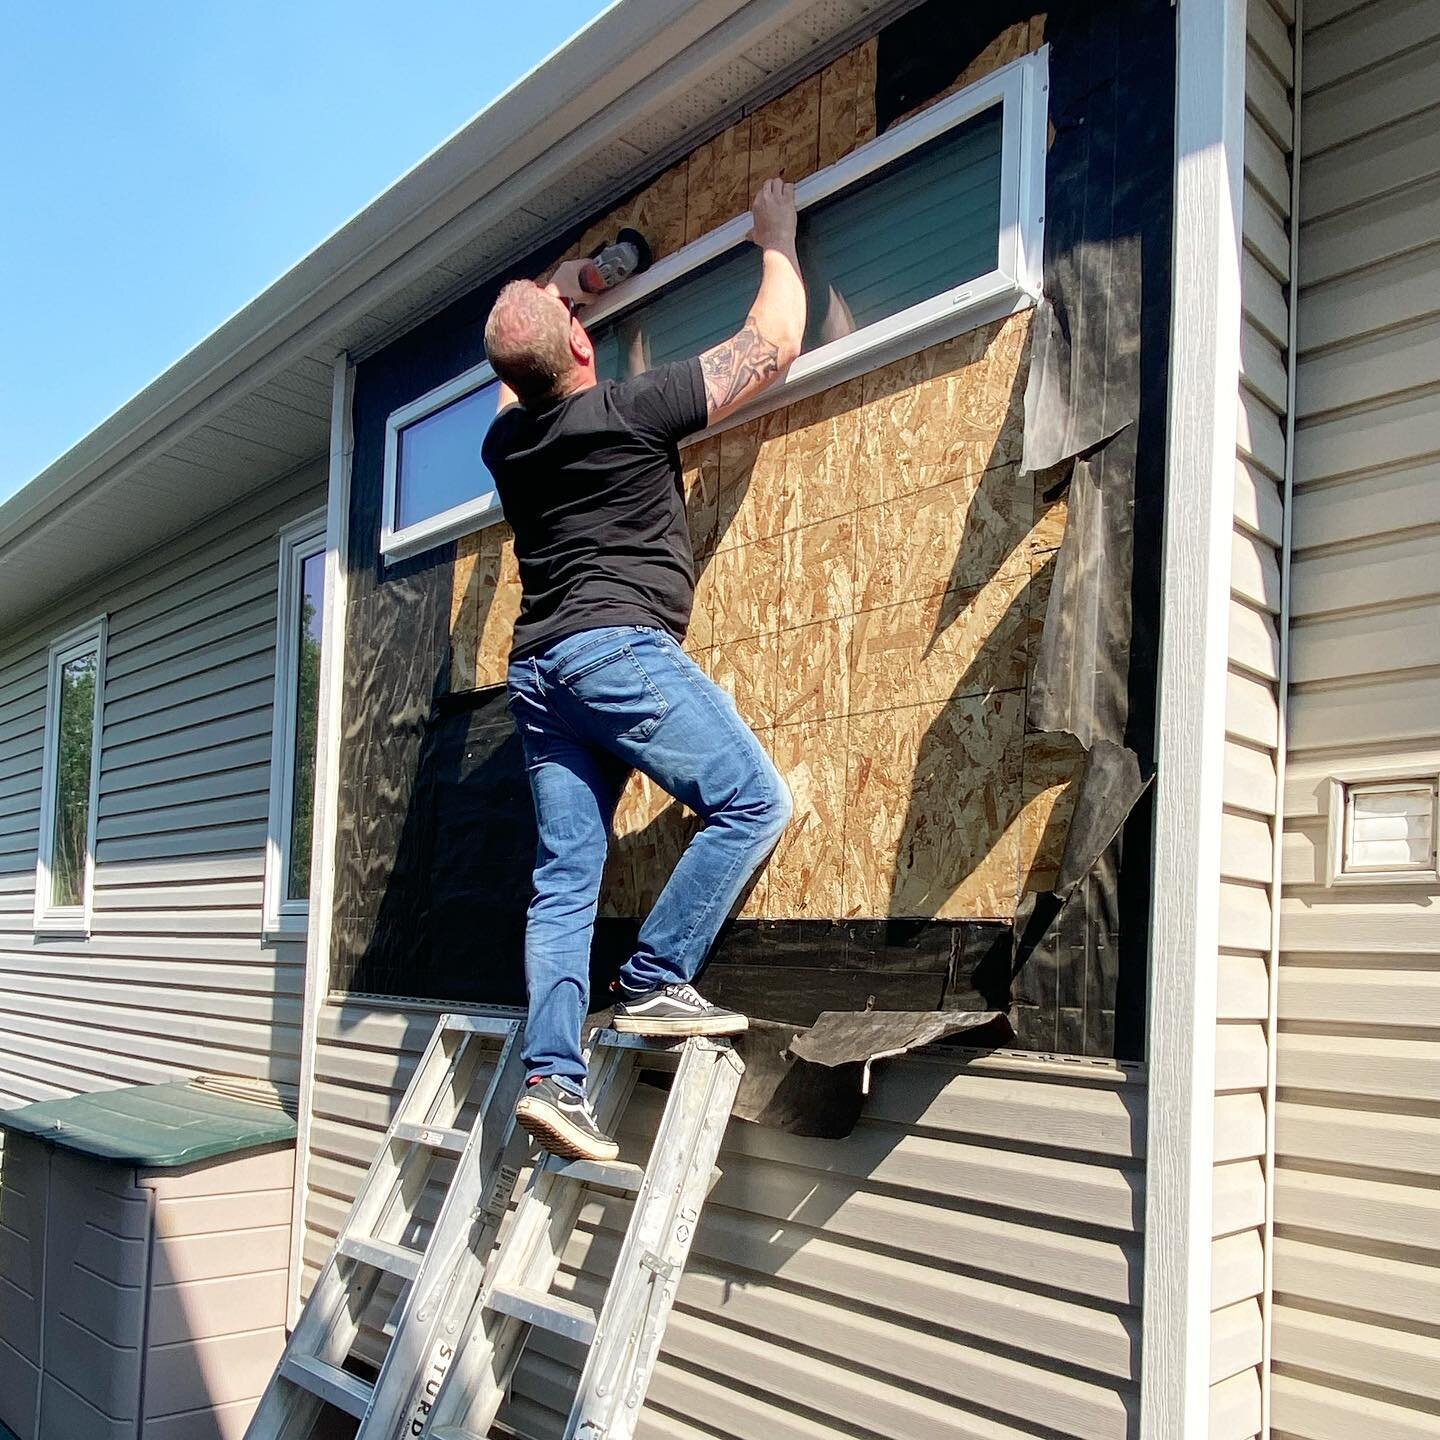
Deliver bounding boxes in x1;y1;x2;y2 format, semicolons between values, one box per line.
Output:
379;47;1049;565
1324;768;1440;888
264;511;328;938
33;615;107;936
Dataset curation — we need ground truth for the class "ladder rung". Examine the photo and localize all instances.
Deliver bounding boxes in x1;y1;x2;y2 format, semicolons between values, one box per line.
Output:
279;1353;373;1417
393;1118;469;1153
539;1153;646;1192
441;1012;523;1035
487;1282;598;1344
337;1234;422;1282
430;1429;485;1440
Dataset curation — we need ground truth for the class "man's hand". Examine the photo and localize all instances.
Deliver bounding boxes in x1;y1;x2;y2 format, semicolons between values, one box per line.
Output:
545;260;601;305
696;177;807;426
749;176;798;252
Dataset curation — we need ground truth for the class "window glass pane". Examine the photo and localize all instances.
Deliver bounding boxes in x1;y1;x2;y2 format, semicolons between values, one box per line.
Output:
286;549;325;902
395;378;501;530
51;651;96;908
589;103;1004;380
799;105;1003;350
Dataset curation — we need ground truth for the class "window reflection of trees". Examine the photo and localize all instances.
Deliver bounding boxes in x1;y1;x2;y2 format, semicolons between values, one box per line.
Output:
52;653;96;907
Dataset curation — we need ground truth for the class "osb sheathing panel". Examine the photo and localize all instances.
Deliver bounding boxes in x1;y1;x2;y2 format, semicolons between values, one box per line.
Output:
448;23;1078;923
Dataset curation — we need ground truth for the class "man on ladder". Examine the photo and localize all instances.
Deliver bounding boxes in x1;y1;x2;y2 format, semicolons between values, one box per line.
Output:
481;177;807;1163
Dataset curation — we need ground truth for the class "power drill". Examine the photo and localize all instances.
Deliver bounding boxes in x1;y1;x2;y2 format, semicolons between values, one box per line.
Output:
577;227;654;295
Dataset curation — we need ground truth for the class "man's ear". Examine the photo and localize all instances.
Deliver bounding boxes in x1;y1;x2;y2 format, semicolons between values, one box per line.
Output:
569;320;593;366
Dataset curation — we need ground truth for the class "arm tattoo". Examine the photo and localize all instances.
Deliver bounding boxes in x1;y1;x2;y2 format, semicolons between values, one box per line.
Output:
700;317;782;411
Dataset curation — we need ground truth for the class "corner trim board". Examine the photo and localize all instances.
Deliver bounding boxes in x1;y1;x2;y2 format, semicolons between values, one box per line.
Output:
287;355;355;1327
1141;0;1248;1434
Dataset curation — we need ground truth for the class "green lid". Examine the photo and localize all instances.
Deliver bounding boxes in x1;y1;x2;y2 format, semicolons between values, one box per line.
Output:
0;1081;296;1167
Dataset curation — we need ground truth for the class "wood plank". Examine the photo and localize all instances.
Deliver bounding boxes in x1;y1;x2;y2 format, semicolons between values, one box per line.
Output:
1213;1159;1266;1238
1216;1021;1269;1094
1289;601;1440;684
1277;1032;1440;1103
1233;459;1285;546
1210;1298;1263;1386
1241;321;1290;413
1230;531;1281;614
1278;965;1440;1023
1221;809;1274;884
1237;389;1287;479
1215;1092;1267;1163
1273;1165;1440;1252
1223;740;1278;818
1290;458;1440;551
1300;105;1440;225
1299;172;1440;289
1303;0;1440;93
1212;1229;1264;1309
1275;1098;1440;1176
1246;0;1294;88
1271;1370;1440;1440
1218;951;1270;1021
1209;1367;1261;1440
1225;671;1280;749
1275;1234;1440;1327
1244;178;1291;281
1273;1305;1440;1405
1297;312;1440;420
1242;244;1290;348
1288;670;1440;750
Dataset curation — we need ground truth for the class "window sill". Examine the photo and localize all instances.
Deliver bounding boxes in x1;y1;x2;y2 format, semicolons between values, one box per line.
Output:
690;269;1034;446
382;489;506;567
33;922;90;940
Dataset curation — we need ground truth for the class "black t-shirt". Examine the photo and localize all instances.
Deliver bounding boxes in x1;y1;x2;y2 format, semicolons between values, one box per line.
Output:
482;359;710;662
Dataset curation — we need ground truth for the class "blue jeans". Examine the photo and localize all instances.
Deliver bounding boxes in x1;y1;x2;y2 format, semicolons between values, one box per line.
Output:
507;625;792;1092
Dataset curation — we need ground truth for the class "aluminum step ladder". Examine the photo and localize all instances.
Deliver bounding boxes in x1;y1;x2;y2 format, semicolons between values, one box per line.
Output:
421;1030;743;1440
244;1012;528;1440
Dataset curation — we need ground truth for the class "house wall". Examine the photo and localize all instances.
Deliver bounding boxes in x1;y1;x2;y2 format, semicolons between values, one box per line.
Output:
1269;0;1440;1434
298;9;1175;1438
1210;1;1298;1435
303;998;1146;1440
0;460;325;1109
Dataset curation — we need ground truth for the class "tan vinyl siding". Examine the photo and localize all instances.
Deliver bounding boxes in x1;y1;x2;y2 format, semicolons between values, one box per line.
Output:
301;997;1145;1440
1271;0;1440;1435
1212;1;1297;1433
0;462;325;1109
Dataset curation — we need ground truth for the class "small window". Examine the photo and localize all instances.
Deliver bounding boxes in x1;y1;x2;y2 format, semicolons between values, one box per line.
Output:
34;618;106;933
379;47;1046;563
1326;773;1440;887
382;375;504;561
264;514;328;935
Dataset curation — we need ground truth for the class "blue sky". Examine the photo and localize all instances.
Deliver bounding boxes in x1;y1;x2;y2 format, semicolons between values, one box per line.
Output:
0;1;606;502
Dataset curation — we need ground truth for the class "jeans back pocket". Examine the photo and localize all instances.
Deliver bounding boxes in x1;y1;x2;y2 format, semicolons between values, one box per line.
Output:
557;644;669;742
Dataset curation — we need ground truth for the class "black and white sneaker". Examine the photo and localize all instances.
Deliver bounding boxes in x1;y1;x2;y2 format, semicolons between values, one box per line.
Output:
515;1077;619;1161
610;982;748;1037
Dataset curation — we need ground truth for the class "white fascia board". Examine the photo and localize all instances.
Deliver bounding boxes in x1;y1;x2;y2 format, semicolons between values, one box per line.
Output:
0;0;854;559
1141;0;1247;1435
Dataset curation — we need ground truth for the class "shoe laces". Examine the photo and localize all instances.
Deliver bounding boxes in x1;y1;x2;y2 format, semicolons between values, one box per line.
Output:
666;982;706;1008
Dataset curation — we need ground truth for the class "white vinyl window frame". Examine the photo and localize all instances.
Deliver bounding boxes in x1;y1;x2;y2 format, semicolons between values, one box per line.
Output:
264;511;328;937
380;47;1049;564
33;615;107;936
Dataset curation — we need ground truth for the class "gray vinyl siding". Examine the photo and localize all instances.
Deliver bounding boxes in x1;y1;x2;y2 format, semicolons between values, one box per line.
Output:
1212;2;1297;1435
0;460;326;1110
1270;0;1440;1434
300;997;1147;1440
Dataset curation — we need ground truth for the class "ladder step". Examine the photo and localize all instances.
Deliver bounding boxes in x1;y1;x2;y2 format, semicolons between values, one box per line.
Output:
487;1282;599;1344
393;1118;469;1154
539;1152;646;1192
337;1234;422;1282
279;1353;373;1417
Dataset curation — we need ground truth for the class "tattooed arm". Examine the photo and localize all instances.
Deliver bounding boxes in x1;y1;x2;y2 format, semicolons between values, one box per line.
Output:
698;177;806;425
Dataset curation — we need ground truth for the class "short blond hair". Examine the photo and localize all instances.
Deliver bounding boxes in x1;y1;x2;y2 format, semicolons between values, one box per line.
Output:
484;281;575;407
